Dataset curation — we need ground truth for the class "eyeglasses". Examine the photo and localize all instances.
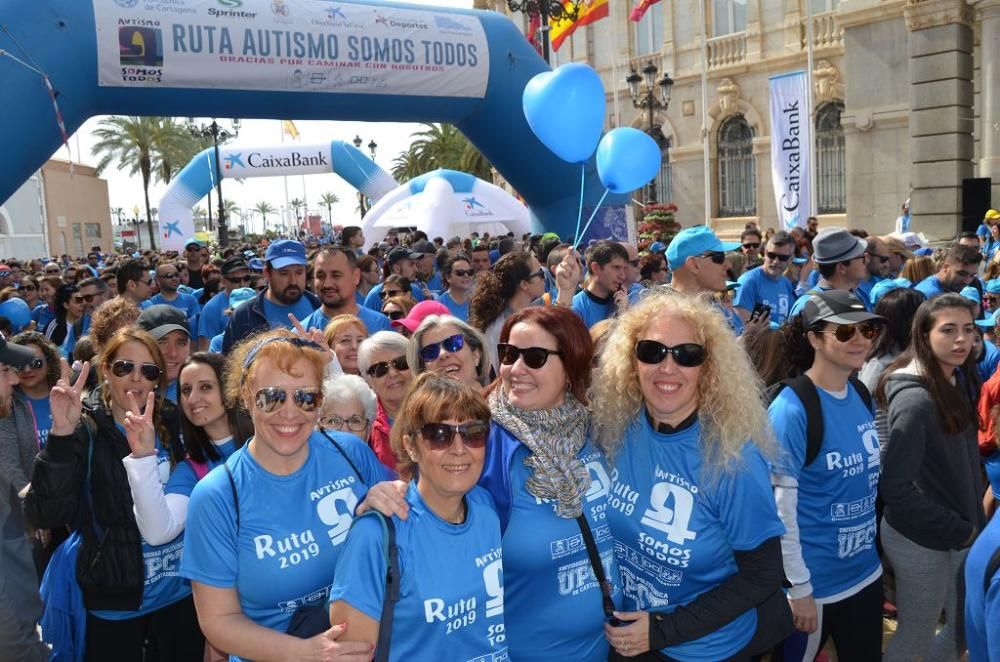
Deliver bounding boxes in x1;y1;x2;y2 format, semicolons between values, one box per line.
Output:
497;343;561;369
110;359;162;381
254;386;324;413
523;268;545;282
81;293;99;303
320;414;369;432
20;285;36;292
698;252;727;265
870;254;891;263
742;243;761;250
225;274;252;284
385;309;405;321
420;334;465;362
15;357;44;372
766;252;792;262
381;290;405;300
366;355;409;378
814;321;882;342
419;421;490;450
158;272;180;279
452;269;474;278
186;246;199;252
144;279;154;286
44;269;60;274
70;295;85;304
628;259;640;268
985;296;999;304
635;340;706;367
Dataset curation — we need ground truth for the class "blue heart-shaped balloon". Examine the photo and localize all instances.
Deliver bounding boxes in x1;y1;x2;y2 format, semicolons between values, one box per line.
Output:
522;63;606;164
596;128;662;194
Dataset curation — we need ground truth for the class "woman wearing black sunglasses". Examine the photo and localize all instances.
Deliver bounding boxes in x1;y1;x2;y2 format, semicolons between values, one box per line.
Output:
180;328;387;662
358;331;413;471
591;290;787;661
24;327;196;660
435;253;475;322
330;373;505;660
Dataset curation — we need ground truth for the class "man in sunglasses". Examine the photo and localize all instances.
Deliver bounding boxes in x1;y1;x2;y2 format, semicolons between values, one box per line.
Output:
740;228;764;269
223;240;321;353
734;230;798;325
913;243;983;300
362;246;425;311
571;240;629;329
184;239;206;290
854;236;891;310
880;236;914;278
148;263;201;327
300;246;392;334
0;333;51;661
197;256;251;350
789;228;870;317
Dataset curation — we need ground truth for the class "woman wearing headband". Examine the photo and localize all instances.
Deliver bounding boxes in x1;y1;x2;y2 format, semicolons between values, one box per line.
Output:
180;329;389;662
24;328;196;660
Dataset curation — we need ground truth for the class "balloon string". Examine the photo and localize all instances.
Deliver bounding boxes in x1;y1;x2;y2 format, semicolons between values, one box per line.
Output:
574;188;610;250
573;163;585;245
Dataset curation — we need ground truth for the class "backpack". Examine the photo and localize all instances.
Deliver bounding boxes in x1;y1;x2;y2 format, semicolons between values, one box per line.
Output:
766;374;874;466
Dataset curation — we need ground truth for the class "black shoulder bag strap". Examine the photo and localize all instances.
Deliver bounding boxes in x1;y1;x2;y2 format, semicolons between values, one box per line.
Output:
320;429;364;483
372;511;400;662
984;545;1000;595
575;514;616;621
223;459;240;533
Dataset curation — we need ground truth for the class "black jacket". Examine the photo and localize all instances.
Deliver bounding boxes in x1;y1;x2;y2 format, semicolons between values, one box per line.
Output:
24;393;182;611
880;373;985;550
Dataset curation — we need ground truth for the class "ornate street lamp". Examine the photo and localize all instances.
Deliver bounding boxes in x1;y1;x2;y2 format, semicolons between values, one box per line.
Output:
626;63;674;205
507;0;585;63
353;135;378;217
187;117;240;247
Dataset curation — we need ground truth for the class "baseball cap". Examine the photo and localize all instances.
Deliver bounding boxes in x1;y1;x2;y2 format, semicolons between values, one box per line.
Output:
985;209;1000;221
221;257;249;276
0;332;35;370
411;240;436;256
136;304;190;340
977;310;999;329
869;278;912;306
812;228;867;264
264;240;307;269
961;286;982;304
648;241;667;254
984;279;1000;295
801;290;885;327
665;226;740;271
898;231;924;250
229;287;256;310
391;300;450;334
185;239;202;249
386;246;422;266
792;257;808;265
248;258;264;272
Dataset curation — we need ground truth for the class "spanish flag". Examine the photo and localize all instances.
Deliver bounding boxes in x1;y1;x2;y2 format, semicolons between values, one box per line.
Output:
550;0;609;52
630;0;663;22
282;119;300;141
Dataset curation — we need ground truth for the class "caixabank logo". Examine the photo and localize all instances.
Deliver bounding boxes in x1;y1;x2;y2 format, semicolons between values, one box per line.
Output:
311;5;364;29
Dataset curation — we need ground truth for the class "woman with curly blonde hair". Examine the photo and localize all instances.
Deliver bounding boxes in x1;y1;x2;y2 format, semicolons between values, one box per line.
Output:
591;289;788;662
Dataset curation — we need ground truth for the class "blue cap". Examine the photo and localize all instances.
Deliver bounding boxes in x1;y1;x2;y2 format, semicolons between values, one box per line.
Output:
792;257;808;265
961;286;982;304
648;241;666;254
264;240;307;269
229;287;256;310
665;226;740;270
977;311;998;329
985;279;1000;295
869;277;912;307
248;257;264;272
185;238;202;249
915;247;934;256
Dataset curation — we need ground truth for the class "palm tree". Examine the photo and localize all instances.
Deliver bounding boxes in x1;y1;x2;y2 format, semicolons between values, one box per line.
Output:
254;201;276;233
152;118;195;186
320;192;339;227
391;123;492;183
92;116;166;249
223;199;242;233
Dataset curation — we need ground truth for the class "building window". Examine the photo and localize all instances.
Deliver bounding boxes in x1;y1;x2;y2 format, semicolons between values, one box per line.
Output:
718;115;756;217
712;0;748;36
85;223;102;238
816;102;846;214
72;224;83;257
634;2;664;56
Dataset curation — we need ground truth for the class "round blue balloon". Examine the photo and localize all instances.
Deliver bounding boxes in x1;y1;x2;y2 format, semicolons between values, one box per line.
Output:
595;128;662;194
522;63;606;164
0;297;31;333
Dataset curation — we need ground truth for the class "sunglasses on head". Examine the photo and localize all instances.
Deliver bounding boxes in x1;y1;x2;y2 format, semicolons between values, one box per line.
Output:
320;414;369;432
813;321;882;342
420;334;465;362
111;359;162;381
635;340;706;367
254;386;323;413
497;343;561;369
698;252;727;264
366;355;409;378
16;357;44;372
742;243;761;250
766;252;791;262
452;269;474;278
419;421;490;450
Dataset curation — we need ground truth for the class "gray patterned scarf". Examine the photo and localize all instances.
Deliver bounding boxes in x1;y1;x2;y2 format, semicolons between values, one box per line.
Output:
488;386;591;518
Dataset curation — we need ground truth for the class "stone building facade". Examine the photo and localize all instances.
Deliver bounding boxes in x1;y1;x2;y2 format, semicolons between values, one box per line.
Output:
493;0;997;239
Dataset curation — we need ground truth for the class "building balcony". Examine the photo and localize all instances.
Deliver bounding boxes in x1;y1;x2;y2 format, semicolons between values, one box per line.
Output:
707;32;748;70
801;11;844;50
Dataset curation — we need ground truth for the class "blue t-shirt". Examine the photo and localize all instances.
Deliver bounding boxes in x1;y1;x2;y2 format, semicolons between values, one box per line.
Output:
164;381;178;405
165;438;238;499
734;267;797;325
180;431;388;642
855;275;882;311
197;291;231;342
25;394;52;449
499;440;621;662
985;237;1000;264
571;289;615;329
435;291;470;321
806;269;821;290
32;304;55;332
149;292;201;325
329;483;507;661
915;274;948;300
92;426;190;620
768;385;882;600
426;271;444;295
964;508;1000;662
980;340;1000;383
300;306;392;335
606;415;784;662
363;283;425;311
209;333;224;353
261;296;315;330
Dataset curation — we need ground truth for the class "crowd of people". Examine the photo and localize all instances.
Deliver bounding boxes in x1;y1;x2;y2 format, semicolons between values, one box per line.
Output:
2;212;1000;661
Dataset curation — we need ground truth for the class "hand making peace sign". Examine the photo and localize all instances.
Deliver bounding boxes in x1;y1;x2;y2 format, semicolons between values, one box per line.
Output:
122;390;157;458
49;358;90;437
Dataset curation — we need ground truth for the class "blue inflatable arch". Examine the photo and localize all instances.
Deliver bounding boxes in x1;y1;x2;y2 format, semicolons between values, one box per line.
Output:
0;0;627;240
